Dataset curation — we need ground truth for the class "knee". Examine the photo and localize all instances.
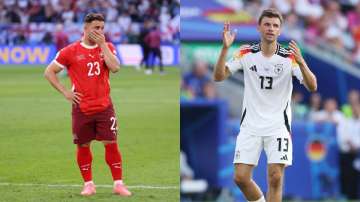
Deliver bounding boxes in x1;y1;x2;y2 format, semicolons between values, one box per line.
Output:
234;173;251;188
268;171;283;188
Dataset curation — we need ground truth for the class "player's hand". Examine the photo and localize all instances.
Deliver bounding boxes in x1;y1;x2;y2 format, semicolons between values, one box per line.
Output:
223;22;236;49
288;40;304;65
63;90;83;104
89;30;106;46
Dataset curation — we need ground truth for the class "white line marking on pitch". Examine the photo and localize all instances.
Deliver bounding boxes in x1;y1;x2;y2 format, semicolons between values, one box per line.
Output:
0;182;178;190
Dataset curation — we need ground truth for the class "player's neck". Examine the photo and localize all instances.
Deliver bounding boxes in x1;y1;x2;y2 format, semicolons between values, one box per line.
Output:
82;37;97;47
260;41;277;58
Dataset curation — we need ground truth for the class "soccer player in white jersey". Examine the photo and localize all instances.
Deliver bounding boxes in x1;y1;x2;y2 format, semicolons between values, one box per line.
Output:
213;9;317;202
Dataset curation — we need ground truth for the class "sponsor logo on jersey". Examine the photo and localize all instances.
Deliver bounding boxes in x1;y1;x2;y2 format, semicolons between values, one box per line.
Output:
250;65;257;72
76;54;85;61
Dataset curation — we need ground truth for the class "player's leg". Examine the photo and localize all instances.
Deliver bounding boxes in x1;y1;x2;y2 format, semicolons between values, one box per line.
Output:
149;50;155;71
140;44;146;67
233;133;265;202
264;131;293;202
145;49;154;75
155;47;164;72
72;105;97;196
77;142;92;182
96;105;131;196
77;142;96;196
101;140;130;196
266;164;285;202
102;140;123;183
144;46;150;67
234;164;265;202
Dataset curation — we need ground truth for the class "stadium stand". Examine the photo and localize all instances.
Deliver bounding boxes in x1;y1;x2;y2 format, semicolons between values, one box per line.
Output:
0;0;180;45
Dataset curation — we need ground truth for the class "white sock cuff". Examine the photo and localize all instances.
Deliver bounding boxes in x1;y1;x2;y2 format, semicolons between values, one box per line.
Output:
114;180;123;185
84;181;94;185
249;196;265;202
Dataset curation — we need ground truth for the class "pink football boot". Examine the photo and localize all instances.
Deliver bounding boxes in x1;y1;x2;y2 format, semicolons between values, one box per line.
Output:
80;181;96;196
113;182;132;196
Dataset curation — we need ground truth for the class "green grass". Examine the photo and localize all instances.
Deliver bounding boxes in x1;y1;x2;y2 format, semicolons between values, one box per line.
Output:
0;66;179;202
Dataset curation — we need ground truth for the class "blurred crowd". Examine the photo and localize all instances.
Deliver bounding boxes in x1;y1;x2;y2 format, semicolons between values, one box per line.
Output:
181;60;217;101
239;0;360;64
292;89;360;199
291;90;360;122
0;0;180;46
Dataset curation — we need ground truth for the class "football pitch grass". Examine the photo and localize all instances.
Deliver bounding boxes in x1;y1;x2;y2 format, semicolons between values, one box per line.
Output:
0;65;179;202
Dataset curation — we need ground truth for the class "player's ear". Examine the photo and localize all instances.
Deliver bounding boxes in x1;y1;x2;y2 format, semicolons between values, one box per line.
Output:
83;23;89;31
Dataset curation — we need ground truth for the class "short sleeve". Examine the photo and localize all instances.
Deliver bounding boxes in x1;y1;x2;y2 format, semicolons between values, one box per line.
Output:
290;54;303;84
225;46;249;74
107;42;117;55
53;47;71;69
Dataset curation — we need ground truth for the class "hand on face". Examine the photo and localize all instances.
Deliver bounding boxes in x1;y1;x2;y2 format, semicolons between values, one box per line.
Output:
88;30;105;45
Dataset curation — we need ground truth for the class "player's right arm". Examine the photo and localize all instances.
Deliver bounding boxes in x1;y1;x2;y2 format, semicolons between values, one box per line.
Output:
44;62;82;104
213;22;236;82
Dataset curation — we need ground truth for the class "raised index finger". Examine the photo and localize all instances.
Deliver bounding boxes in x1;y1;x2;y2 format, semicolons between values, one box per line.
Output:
224;21;229;31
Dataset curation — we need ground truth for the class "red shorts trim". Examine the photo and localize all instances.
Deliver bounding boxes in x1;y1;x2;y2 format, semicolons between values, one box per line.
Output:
72;104;118;145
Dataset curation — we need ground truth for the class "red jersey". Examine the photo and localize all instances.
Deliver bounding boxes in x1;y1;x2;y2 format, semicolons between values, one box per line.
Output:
53;41;117;115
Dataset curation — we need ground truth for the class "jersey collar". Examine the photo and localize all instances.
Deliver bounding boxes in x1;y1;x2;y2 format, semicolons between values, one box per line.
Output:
275;43;280;55
80;41;98;49
258;43;280;56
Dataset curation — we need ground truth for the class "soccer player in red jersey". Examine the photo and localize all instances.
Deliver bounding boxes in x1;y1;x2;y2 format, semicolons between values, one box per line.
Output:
44;13;131;197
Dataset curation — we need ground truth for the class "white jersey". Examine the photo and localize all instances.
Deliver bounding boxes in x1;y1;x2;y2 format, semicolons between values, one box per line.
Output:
226;43;304;136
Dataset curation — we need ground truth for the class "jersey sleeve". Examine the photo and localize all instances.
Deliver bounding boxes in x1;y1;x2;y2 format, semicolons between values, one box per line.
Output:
225;45;250;74
53;47;71;69
107;42;117;56
290;54;303;84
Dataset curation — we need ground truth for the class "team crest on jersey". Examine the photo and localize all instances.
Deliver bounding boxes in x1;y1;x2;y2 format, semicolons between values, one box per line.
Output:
274;64;283;75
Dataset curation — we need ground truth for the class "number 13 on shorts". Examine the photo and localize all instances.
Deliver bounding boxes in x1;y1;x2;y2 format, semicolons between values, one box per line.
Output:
265;133;293;165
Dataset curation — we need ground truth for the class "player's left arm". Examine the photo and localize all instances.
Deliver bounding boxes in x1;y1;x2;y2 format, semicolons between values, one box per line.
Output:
89;30;120;73
289;40;317;92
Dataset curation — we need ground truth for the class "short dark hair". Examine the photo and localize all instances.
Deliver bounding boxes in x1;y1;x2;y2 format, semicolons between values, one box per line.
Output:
258;8;283;25
84;13;105;23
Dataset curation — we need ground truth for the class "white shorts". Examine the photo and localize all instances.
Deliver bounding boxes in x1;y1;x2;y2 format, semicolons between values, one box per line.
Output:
233;131;293;166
